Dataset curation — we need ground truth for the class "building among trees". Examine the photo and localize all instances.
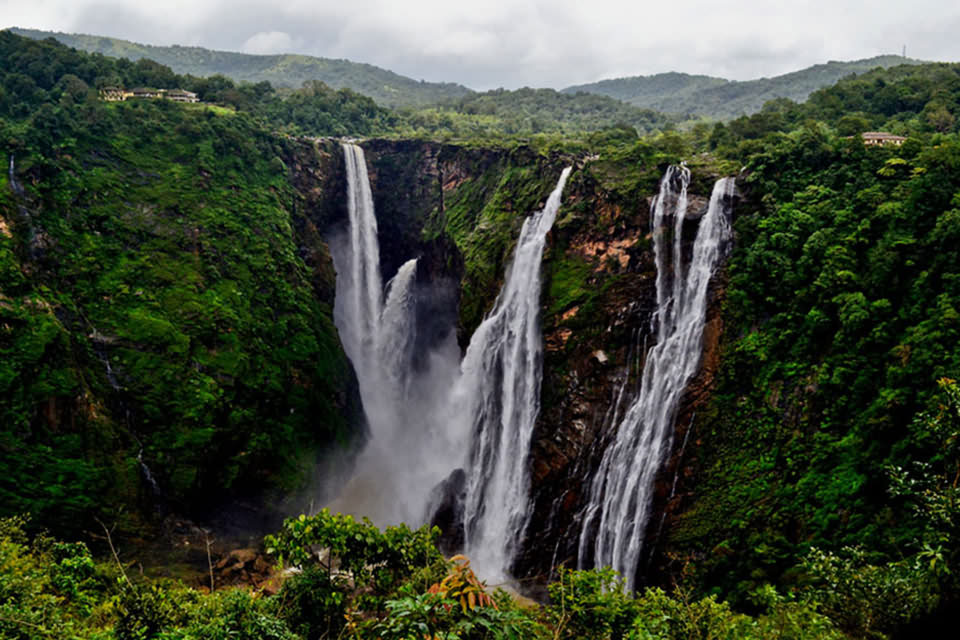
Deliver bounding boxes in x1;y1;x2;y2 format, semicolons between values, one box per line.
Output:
98;87;199;103
861;131;907;146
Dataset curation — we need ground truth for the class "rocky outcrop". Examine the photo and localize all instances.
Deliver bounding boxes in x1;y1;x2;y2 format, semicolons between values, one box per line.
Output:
514;165;663;581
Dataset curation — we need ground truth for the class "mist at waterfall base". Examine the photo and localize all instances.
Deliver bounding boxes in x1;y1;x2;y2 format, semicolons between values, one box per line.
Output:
578;168;735;590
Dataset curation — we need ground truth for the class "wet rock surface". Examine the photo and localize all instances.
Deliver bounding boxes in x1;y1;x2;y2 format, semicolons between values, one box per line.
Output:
515;170;736;587
429;468;467;555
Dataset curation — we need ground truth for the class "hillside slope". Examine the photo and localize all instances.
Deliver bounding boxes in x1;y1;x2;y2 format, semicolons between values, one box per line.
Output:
564;56;927;118
9;27;472;108
0;32;362;533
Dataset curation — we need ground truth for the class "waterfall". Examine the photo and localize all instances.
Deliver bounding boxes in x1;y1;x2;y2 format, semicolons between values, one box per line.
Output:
332;142;423;440
335;142;384;392
456;167;573;582
8;155;25;197
377;258;419;404
329;143;461;528
578;169;735;590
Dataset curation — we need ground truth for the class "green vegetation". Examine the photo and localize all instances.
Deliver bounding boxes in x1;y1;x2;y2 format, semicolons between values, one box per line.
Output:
403;87;676;140
10;27;473;109
662;61;960;631
8;504;945;638
564;56;926;119
433;160;562;332
0;513;858;639
0;30;395;138
0;30;358;531
700;62;960;148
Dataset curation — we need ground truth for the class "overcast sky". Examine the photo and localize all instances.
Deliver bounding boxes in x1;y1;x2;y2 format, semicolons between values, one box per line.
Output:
3;0;960;90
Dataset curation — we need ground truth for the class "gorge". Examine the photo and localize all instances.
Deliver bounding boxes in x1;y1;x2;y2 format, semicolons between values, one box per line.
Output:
314;138;735;587
3;26;960;639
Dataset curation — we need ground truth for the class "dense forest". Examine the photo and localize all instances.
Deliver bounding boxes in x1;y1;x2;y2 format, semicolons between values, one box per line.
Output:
1;28;959;639
0;31;365;533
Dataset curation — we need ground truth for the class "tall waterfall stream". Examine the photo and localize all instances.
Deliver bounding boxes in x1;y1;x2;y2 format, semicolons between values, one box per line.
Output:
578;168;735;589
455;166;573;581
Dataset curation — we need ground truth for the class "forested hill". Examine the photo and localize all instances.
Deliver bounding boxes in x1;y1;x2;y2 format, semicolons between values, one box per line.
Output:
408;87;678;138
9;27;472;108
563;55;927;119
11;27;935;122
0;30;364;531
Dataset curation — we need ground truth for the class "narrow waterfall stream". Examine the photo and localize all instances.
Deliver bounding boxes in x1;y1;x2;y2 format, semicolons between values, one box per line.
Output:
456;167;573;582
377;258;420;405
578;169;735;590
328;143;457;527
335;142;384;390
9;155;25;196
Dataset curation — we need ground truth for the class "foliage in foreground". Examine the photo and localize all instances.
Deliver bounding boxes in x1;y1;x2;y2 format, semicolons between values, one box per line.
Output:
12;507;946;640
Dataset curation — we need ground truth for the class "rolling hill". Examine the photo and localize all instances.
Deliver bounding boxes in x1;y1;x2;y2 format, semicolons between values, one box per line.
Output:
9;27;472;108
9;27;934;122
563;55;928;119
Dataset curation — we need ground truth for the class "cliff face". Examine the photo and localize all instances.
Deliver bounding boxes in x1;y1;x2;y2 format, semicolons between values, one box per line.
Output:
3;124;732;578
291;137;732;586
517;168;734;586
0;124;361;536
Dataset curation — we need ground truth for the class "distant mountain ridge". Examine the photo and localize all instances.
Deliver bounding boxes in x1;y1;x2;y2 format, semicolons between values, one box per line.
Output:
9;27;472;108
563;56;928;119
8;27;933;120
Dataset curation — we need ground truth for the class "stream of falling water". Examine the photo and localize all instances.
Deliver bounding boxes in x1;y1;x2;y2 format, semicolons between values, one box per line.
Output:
329;143;461;527
455;167;573;582
578;169;735;590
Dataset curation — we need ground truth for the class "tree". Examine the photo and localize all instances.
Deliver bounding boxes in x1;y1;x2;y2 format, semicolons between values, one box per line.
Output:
888;378;960;578
924;103;956;133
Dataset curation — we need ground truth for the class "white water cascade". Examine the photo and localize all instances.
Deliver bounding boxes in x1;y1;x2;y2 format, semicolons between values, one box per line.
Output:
578;168;735;590
328;147;576;580
329;143;461;527
9;155;24;196
455;167;573;582
334;142;384;390
377;258;419;404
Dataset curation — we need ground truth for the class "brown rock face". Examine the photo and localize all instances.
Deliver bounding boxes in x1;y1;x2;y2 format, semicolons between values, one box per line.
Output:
513;171;736;588
513;169;661;582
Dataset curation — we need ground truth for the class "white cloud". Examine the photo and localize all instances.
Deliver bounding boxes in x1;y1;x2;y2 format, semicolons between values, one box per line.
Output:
242;30;294;55
4;0;960;89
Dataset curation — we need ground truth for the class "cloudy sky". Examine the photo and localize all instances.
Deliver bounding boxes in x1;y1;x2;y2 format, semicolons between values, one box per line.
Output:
3;0;960;89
